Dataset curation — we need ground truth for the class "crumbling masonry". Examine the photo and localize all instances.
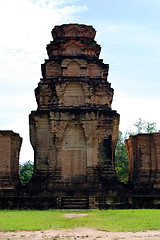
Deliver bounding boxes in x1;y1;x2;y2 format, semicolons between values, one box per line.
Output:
0;24;160;209
0;131;22;189
125;133;160;189
27;24;122;208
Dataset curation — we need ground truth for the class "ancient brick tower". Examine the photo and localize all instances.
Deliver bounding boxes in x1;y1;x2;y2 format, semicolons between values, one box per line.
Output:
29;24;121;208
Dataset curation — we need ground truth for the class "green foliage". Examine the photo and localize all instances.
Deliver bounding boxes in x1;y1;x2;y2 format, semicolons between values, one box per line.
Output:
115;131;129;183
0;209;160;232
115;119;157;183
19;161;34;185
134;118;157;134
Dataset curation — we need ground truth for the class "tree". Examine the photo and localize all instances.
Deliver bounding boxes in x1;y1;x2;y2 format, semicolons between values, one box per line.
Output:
134;118;157;134
115;119;157;183
19;160;34;185
115;131;129;183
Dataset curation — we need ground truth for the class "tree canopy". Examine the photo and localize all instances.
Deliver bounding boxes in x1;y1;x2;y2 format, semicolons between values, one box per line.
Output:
19;160;34;185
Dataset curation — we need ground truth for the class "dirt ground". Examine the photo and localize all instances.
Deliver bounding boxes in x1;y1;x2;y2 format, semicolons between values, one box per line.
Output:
0;214;160;240
1;228;160;240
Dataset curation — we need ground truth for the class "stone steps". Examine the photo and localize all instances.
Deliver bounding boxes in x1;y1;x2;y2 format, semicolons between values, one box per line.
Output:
61;197;89;209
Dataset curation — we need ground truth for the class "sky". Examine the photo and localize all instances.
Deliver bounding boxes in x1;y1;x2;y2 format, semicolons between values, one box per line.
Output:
0;0;160;163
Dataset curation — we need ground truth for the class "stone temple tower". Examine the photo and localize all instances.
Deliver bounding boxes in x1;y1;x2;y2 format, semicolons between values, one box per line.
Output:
29;24;121;208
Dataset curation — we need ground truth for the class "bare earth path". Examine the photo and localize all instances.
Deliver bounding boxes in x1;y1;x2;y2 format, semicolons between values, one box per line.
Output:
0;214;160;240
1;228;160;240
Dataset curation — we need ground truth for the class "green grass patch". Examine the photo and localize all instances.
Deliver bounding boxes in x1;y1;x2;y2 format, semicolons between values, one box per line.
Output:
0;209;160;232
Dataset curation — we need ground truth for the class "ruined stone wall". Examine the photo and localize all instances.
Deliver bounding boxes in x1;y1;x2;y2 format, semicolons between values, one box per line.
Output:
125;133;160;188
0;131;22;189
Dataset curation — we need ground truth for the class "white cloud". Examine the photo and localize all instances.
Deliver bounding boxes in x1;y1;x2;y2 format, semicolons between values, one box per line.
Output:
29;0;80;8
0;0;88;163
0;0;87;55
0;0;88;80
113;91;160;133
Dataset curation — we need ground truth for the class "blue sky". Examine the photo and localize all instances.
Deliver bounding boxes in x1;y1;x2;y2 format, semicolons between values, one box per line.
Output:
0;0;160;163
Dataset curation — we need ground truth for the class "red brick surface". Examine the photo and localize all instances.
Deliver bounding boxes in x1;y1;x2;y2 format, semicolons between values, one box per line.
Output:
30;24;120;183
125;133;160;188
0;131;22;189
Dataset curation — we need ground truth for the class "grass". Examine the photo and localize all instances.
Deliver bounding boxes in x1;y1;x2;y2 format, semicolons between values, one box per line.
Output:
0;209;160;232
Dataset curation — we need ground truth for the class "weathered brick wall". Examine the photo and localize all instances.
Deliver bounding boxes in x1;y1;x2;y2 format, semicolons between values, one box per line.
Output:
0;134;11;177
63;82;85;106
30;110;119;181
29;23;120;187
30;112;56;173
0;131;22;188
125;133;160;188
